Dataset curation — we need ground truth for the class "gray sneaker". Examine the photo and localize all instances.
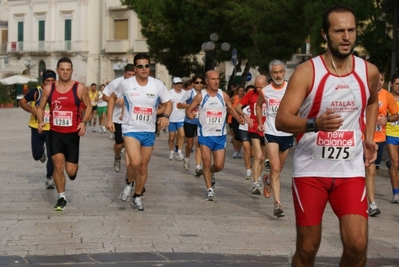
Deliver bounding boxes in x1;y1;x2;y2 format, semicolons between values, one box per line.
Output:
369;203;381;217
119;183;133;202
183;158;189;170
114;158;121;172
391;194;399;204
45;177;55;189
194;168;203;177
206;189;214;201
273;202;285;217
252;182;262;195
133;196;145;211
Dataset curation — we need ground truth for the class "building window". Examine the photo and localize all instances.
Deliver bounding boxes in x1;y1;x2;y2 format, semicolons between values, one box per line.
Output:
114;19;128;40
38;20;45;51
18;21;24;51
65;19;72;50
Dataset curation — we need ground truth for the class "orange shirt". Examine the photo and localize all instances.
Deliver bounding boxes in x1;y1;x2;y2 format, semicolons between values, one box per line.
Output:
374;89;399;142
227;95;240;124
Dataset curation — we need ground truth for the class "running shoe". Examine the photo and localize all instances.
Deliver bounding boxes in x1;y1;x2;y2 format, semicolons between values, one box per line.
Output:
236;152;242;159
273;202;285;217
102;126;106;133
252;182;262;195
119;183;133;202
114;158;121;173
45;177;55;189
169;152;174;161
133;196;145;211
206;189;214;201
245;170;251;180
385;159;391;169
183;158;189;171
177;153;184;161
194;168;203;177
391;194;399;204
232;151;238;159
369;203;381;217
92;128;96;132
54;197;67;211
211;174;216;188
263;174;271;198
39;149;46;163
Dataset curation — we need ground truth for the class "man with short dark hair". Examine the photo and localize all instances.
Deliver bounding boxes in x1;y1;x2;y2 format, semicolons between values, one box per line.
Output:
107;53;172;211
276;5;379;266
37;57;92;211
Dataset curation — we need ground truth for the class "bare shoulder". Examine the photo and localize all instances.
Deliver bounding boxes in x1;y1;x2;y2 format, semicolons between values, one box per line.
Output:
287;60;314;90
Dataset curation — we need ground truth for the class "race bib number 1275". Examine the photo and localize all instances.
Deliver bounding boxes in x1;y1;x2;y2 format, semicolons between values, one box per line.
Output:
312;130;356;160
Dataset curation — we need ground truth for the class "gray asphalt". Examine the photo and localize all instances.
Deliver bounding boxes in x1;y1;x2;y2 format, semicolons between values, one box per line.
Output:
0;108;398;266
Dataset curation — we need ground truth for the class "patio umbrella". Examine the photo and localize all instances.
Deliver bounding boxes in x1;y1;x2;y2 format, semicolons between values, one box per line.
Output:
0;75;38;85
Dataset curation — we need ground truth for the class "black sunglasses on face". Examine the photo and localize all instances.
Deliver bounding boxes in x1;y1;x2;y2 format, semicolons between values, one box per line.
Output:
136;64;150;69
174;82;182;85
194;81;203;84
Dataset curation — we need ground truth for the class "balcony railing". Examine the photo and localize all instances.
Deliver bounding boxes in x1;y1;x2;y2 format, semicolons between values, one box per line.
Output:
105;39;129;53
7;40;89;53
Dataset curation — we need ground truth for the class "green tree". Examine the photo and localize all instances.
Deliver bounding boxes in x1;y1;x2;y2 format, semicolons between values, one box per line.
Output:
122;0;308;79
122;0;397;80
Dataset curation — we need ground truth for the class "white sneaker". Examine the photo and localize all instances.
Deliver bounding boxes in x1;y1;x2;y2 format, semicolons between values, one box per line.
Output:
183;158;189;170
206;189;214;201
391;194;399;204
169;152;174;161
133;196;145;211
119;184;133;202
177;153;184;161
252;182;262;195
102;126;106;133
92;128;96;132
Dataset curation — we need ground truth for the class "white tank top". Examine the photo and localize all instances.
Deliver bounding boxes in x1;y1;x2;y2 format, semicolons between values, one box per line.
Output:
168;89;186;122
198;89;227;137
239;105;251;131
261;81;292;137
293;55;370;178
115;76;170;133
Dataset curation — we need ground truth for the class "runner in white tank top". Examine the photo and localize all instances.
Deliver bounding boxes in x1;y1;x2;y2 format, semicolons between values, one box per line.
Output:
186;70;242;201
274;5;379;267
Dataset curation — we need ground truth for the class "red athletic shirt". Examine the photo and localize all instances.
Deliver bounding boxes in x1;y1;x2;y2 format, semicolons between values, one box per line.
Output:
239;90;265;136
48;82;81;133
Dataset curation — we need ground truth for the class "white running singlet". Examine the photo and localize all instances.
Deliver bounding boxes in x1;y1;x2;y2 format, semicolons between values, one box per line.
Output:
115;76;170;133
168;89;186;122
293;55;370;178
198;89;227;137
103;77;124;123
261;81;292;137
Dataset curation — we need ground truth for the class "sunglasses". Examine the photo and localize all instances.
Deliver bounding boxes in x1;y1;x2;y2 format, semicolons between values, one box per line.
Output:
174;82;182;85
136;64;150;69
194;81;203;84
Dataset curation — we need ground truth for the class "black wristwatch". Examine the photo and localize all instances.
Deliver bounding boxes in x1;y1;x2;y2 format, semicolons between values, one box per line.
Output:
306;118;318;132
162;114;170;119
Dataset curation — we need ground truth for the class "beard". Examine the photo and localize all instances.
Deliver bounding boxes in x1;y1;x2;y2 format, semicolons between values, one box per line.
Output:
328;40;355;59
272;77;284;85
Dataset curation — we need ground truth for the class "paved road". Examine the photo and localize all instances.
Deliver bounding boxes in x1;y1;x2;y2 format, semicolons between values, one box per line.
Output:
0;108;398;266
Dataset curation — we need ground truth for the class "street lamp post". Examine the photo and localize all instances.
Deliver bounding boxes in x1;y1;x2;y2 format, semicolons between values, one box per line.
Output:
201;33;230;71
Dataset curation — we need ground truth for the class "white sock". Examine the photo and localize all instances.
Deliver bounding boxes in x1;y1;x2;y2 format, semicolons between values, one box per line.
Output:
196;165;202;169
178;149;182;154
59;192;66;200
